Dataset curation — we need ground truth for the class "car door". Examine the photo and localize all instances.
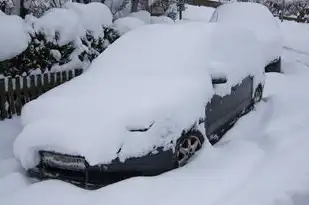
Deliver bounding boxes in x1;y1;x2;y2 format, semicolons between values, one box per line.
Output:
205;76;253;137
231;76;253;116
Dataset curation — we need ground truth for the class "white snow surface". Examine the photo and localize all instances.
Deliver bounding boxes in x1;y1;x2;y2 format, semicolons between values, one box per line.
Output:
0;14;30;61
129;10;151;24
150;16;174;24
112;17;146;35
13;22;264;169
209;2;282;65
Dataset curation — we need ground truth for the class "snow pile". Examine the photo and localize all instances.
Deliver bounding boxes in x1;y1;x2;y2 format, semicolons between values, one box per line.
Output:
150;16;174;24
64;2;113;38
281;21;309;55
210;2;282;65
112;17;146;35
0;15;30;61
129;10;151;24
13;22;264;169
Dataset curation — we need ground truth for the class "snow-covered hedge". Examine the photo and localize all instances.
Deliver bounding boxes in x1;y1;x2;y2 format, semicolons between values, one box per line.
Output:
0;3;120;77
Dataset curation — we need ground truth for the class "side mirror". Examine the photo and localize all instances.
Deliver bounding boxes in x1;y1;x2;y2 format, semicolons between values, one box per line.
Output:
211;76;227;85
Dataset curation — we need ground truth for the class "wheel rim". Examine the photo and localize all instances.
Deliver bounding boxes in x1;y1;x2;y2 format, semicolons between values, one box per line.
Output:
254;88;262;103
177;135;202;167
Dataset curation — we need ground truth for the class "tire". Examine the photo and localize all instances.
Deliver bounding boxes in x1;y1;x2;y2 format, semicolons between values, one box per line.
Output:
175;131;204;167
253;85;263;104
265;57;281;73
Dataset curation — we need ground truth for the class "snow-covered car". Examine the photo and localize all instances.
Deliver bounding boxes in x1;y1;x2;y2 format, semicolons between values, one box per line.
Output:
209;2;283;73
14;22;265;188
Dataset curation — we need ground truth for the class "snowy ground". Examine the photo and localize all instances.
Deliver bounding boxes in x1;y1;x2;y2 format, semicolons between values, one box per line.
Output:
0;20;309;205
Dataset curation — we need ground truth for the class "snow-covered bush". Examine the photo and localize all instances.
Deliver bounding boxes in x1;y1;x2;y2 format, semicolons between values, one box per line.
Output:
0;14;30;76
0;3;120;77
0;0;13;14
0;31;75;77
263;0;309;21
24;0;71;17
112;16;145;35
79;27;120;63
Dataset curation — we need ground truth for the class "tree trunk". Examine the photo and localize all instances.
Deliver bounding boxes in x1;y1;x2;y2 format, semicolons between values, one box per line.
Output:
19;0;27;18
131;0;139;12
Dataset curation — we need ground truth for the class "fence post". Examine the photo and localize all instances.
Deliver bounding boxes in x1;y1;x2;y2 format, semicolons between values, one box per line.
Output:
15;77;22;116
7;78;14;118
0;79;7;120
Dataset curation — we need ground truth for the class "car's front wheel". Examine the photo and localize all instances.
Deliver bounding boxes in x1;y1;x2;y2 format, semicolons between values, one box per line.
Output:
253;86;263;104
175;131;204;167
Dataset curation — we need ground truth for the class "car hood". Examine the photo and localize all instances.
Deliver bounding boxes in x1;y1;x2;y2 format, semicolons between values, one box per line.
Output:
14;75;212;169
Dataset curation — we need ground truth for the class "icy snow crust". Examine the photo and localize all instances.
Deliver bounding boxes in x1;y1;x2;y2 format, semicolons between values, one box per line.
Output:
0;14;30;61
210;2;282;65
14;23;264;169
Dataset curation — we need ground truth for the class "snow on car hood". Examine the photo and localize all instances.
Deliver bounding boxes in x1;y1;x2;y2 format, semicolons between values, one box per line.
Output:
13;23;264;169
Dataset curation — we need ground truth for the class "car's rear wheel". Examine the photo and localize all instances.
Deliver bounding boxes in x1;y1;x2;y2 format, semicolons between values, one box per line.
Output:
176;131;204;167
253;86;263;104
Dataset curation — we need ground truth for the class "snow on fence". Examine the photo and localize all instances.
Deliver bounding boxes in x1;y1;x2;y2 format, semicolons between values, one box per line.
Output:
0;69;83;120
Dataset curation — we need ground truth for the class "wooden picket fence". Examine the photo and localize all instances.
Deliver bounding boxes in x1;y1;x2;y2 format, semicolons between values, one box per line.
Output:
0;69;83;120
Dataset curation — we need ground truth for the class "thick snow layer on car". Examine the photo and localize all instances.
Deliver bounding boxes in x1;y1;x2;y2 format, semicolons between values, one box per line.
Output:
112;17;146;35
32;8;81;45
129;10;151;24
64;2;113;38
13;23;264;169
0;15;30;61
210;2;282;65
150;16;174;24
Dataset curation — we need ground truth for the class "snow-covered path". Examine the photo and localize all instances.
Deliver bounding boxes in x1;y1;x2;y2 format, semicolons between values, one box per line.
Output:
1;21;309;205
